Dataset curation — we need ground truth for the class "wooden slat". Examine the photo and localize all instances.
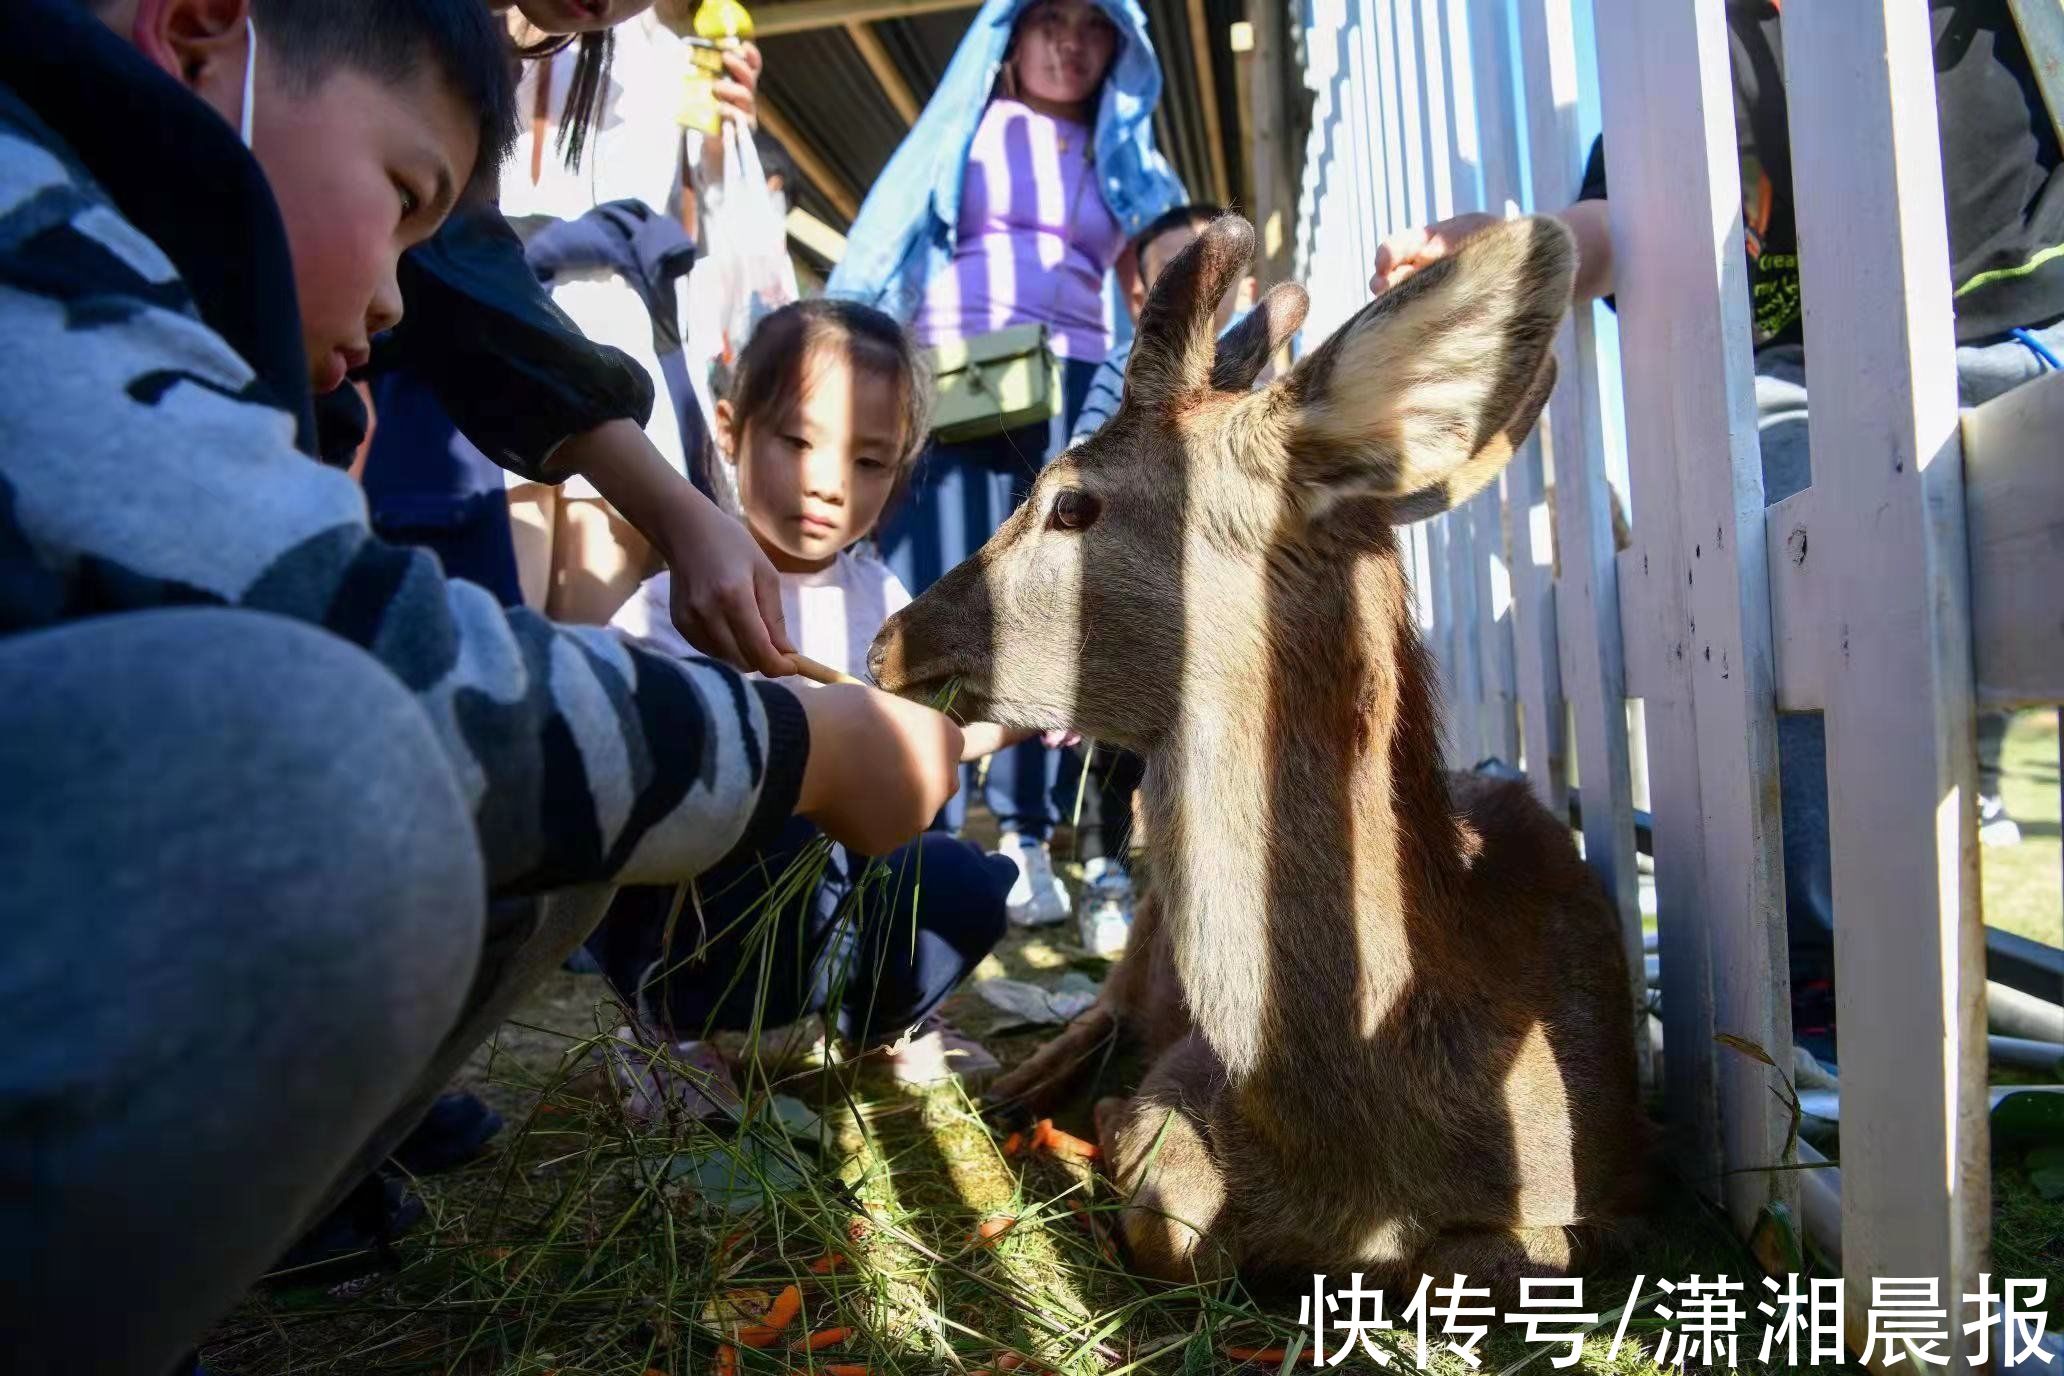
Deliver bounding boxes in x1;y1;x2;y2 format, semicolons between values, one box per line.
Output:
1475;0;1568;815
1516;0;1644;1074
1961;368;2064;709
754;0;975;37
1242;0;1299;279
1593;0;1790;1228
756;99;860;221
1780;3;1990;1358
842;21;921;126
1183;0;1233;206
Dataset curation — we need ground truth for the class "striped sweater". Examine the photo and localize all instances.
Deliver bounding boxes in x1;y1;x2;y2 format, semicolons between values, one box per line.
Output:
0;81;805;895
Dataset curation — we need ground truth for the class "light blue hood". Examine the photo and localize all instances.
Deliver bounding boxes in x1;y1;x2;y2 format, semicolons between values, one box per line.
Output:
824;0;1188;323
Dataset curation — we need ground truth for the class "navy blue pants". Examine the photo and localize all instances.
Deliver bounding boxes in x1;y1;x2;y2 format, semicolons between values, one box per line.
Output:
878;358;1100;838
586;818;1012;1047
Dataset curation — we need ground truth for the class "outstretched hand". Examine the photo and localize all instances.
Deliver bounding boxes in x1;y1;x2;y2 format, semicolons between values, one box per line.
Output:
1370;211;1502;295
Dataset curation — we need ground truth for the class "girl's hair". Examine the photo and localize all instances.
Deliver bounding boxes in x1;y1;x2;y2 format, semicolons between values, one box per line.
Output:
511;28;615;172
722;299;933;513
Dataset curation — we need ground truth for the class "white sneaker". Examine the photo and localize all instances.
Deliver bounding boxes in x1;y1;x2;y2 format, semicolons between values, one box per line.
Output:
880;1012;1002;1088
1078;858;1135;957
998;831;1072;927
1980;794;2023;848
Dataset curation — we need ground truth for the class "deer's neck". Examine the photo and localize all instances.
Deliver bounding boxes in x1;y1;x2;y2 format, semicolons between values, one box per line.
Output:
1143;543;1461;1080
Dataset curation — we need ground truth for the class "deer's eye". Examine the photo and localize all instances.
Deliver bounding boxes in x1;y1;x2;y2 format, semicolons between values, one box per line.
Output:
1049;488;1100;532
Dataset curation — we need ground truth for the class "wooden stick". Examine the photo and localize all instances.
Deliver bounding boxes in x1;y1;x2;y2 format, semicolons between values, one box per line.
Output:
788;652;864;687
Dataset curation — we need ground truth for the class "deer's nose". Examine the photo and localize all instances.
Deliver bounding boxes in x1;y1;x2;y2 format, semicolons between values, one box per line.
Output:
866;628;900;691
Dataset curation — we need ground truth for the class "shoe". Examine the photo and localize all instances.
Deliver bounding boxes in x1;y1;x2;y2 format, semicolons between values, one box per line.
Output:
1979;794;2023;847
604;1027;743;1124
881;1012;1002;1089
1078;859;1135;958
390;1091;503;1176
998;832;1072;927
268;1172;425;1283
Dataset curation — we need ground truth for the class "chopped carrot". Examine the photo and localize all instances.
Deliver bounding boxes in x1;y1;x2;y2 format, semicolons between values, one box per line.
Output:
819;1364;872;1376
1224;1346;1289;1364
765;1282;803;1331
1000;1132;1024;1157
647;1368;672;1376
1037;1126;1100;1161
714;1347;736;1376
1028;1119;1055;1149
483;1245;511;1261
714;1226;751;1268
973;1215;1017;1245
795;1326;854;1351
735;1325;784;1349
993;1353;1028;1371
808;1251;847;1274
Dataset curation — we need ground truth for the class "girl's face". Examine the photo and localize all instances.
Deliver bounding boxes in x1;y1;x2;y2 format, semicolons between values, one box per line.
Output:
1009;0;1119;110
508;0;656;36
723;354;907;574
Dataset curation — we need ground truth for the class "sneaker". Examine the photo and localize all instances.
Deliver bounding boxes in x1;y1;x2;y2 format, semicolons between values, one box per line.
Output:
998;831;1072;927
390;1091;503;1176
604;1027;743;1124
1979;794;2023;847
881;1012;1002;1089
1078;859;1135;957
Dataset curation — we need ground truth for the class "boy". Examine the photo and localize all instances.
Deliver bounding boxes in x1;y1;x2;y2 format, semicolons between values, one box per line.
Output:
1369;0;2062;1059
0;3;960;1371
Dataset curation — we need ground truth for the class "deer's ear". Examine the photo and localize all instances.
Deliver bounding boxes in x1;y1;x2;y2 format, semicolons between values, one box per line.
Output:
1211;281;1308;392
1273;215;1573;521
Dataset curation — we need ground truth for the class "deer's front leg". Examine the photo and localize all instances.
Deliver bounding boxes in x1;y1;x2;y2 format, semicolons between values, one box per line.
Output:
1097;1034;1234;1283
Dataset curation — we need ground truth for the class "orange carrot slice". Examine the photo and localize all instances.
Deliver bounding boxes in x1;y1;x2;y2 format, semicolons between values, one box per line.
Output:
808;1252;847;1274
795;1327;854;1351
765;1283;803;1331
818;1364;872;1376
1000;1132;1024;1157
993;1352;1028;1371
973;1215;1017;1245
1224;1346;1290;1364
735;1325;784;1349
1038;1126;1100;1161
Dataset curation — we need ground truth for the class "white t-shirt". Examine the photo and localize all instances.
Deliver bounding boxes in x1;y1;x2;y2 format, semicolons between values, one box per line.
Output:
500;14;703;492
612;546;912;693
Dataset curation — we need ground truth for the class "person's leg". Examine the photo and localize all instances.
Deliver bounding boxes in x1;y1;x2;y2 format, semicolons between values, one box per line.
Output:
831;836;1014;1047
0;610;485;1376
1753;346;1839;1058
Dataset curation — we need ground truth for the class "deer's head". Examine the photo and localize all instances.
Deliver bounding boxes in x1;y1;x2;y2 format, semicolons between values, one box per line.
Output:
868;215;1573;752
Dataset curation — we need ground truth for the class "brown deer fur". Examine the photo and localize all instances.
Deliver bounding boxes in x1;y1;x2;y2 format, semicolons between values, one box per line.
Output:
868;216;1645;1292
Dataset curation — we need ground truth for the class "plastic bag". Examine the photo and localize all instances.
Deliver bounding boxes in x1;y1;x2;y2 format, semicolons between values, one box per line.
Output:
683;118;799;513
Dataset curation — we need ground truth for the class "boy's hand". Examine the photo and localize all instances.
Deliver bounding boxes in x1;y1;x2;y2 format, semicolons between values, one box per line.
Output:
1370;212;1501;295
795;684;964;853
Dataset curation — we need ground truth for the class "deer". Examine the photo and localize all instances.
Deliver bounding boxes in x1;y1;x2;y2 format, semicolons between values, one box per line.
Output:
868;215;1646;1294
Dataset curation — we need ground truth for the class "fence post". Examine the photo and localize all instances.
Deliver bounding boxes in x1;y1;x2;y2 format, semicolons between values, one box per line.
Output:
1591;0;1794;1231
1780;2;1989;1359
1513;0;1646;1082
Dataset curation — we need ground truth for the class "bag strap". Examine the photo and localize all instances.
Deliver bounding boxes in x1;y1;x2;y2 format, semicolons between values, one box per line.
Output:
2005;0;2064;155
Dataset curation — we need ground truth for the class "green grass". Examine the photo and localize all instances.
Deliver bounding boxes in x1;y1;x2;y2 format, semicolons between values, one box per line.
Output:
1983;709;2062;948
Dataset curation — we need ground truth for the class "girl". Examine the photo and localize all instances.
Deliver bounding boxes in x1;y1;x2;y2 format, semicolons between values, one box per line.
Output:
598;300;1015;1100
828;0;1187;929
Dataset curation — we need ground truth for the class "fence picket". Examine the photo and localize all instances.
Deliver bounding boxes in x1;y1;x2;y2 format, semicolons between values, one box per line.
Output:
1781;2;1989;1356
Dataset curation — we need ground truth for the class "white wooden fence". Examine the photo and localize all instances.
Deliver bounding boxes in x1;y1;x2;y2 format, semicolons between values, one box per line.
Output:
1289;0;2063;1366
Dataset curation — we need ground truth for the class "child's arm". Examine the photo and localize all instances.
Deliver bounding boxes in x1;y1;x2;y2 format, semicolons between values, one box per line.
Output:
385;208;795;676
0;166;952;889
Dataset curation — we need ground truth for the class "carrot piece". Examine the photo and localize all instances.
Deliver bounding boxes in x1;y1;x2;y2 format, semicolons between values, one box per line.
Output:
993;1352;1028;1371
973;1214;1017;1245
1036;1126;1100;1161
764;1282;803;1331
1224;1346;1289;1364
714;1347;736;1376
735;1325;784;1349
1000;1132;1024;1157
818;1364;872;1376
795;1326;855;1351
808;1251;847;1274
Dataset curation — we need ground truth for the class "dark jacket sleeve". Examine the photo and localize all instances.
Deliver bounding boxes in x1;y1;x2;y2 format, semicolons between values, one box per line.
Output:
1577;134;1607;204
383;203;656;483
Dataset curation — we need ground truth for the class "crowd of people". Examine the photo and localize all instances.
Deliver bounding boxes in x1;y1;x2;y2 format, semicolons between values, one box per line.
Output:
0;0;2056;1372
